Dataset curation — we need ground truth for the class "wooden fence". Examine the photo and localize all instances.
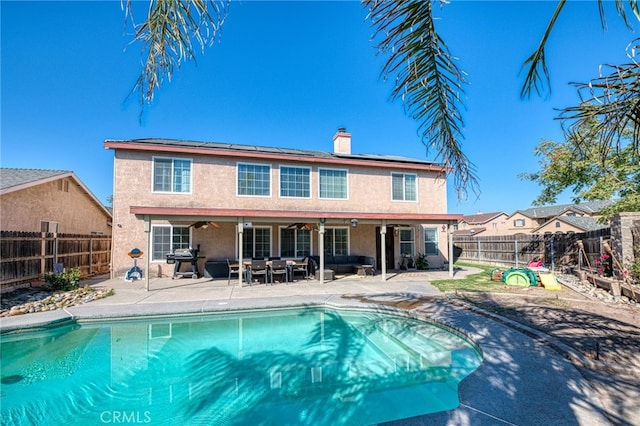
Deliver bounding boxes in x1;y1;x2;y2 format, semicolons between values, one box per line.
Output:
453;228;612;270
0;231;111;289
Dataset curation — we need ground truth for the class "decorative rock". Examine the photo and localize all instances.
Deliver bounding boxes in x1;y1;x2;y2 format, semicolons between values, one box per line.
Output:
0;286;114;317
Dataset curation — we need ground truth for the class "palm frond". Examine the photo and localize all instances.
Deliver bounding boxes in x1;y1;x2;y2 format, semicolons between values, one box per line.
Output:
520;0;566;99
364;0;478;199
521;0;640;99
559;38;640;164
123;0;229;105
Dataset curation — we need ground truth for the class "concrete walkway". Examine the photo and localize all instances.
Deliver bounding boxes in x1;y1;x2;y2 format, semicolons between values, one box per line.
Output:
0;267;615;425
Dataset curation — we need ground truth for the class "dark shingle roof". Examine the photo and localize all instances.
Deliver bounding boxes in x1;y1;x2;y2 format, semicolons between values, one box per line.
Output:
105;138;442;167
0;168;70;191
556;216;609;232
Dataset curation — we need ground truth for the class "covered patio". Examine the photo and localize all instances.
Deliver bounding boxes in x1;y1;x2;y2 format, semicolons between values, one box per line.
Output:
128;206;461;291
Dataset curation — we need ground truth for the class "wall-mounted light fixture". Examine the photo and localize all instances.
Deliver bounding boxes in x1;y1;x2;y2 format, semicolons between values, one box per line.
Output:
351;218;358;228
394;226;400;237
441;224;448;232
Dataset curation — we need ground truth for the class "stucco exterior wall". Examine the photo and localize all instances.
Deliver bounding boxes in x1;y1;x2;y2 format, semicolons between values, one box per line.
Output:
110;149;451;277
1;178;111;234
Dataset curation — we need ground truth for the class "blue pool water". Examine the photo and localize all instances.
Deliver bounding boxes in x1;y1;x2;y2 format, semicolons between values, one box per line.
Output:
1;308;482;425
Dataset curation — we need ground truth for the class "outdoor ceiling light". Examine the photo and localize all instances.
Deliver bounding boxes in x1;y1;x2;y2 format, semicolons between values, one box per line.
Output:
351;218;358;228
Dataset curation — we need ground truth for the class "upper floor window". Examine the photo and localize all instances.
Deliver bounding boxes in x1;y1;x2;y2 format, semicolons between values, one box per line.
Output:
238;163;271;196
280;227;312;258
323;228;349;256
151;225;190;261
424;227;438;255
319;168;347;199
513;219;525;227
280;166;310;198
555;221;561;228
391;173;417;201
153;157;192;193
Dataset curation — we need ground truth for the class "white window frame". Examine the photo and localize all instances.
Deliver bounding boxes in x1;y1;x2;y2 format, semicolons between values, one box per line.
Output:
152;156;192;194
391;172;417;202
241;226;272;259
323;227;350;256
151;224;191;262
423;227;438;256
237;162;272;197
278;226;313;258
514;219;525;227
318;168;348;200
279;165;311;199
399;227;415;256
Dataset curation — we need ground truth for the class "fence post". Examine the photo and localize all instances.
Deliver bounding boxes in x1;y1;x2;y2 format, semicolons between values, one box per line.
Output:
40;232;46;275
515;239;519;268
477;239;481;262
89;236;94;275
551;235;555;271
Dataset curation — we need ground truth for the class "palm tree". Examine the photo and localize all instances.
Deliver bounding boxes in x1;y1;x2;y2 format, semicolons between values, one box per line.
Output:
123;0;640;200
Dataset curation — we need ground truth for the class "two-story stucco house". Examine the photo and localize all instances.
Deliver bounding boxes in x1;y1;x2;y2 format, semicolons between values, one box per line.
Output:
506;200;615;235
454;211;509;237
105;130;461;286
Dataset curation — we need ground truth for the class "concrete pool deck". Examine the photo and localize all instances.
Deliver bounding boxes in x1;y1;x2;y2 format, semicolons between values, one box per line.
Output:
0;267;617;425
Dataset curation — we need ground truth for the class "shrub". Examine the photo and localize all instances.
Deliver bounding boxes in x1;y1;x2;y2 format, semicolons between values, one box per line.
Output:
415;253;429;270
43;268;81;291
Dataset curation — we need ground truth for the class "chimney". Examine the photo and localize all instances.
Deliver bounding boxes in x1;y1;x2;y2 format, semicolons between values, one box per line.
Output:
333;127;351;154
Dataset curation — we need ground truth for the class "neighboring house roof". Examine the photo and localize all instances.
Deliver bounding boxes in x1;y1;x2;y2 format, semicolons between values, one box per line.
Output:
511;200;615;220
453;227;486;236
0;168;70;192
460;211;506;225
532;215;609;233
104;138;448;171
0;168;112;219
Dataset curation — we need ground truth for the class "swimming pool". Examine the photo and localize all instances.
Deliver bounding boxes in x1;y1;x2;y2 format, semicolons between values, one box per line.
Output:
1;307;482;425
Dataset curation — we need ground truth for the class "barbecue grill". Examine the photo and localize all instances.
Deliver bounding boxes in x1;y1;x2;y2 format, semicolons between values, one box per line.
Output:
166;245;201;279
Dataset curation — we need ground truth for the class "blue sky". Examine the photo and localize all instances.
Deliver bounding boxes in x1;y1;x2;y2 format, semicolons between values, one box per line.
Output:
1;0;636;216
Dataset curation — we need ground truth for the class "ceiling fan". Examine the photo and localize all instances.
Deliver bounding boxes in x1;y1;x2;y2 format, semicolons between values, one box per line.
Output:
287;223;317;231
190;221;220;229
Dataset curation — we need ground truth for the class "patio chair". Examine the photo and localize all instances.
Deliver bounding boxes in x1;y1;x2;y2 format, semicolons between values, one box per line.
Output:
292;257;309;281
269;259;288;284
248;259;268;285
227;259;242;285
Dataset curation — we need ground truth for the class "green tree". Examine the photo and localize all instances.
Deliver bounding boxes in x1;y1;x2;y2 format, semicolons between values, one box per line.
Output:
520;120;640;217
123;0;640;200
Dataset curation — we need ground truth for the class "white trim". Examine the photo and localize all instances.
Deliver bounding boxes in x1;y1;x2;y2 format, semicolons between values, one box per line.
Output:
150;224;192;262
151;156;193;194
236;161;272;198
240;225;273;259
390;172;418;202
278;225;314;258
278;165;312;199
318;167;349;200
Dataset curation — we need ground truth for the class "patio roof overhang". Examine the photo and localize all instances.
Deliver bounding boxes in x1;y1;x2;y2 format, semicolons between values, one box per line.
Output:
129;206;462;225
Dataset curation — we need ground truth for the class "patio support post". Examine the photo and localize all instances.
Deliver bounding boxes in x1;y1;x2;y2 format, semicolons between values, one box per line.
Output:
448;222;454;278
237;218;244;287
319;220;325;284
144;215;151;291
380;221;387;281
